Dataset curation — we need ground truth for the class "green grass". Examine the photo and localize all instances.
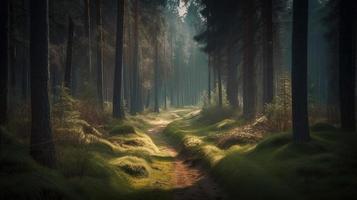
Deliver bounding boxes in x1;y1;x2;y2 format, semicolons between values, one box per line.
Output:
109;124;136;135
164;111;357;200
0;111;176;200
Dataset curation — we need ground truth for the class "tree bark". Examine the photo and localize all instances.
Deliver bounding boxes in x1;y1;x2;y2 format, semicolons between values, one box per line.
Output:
291;0;310;142
154;36;160;113
113;0;125;119
208;54;211;105
83;0;92;75
64;16;74;91
130;0;141;114
0;0;9;125
242;0;257;120
96;0;104;109
339;0;356;132
216;54;223;107
30;0;56;167
226;48;239;108
262;0;274;106
9;2;16;89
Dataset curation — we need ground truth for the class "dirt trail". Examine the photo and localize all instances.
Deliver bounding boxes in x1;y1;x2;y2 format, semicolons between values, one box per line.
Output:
146;118;227;200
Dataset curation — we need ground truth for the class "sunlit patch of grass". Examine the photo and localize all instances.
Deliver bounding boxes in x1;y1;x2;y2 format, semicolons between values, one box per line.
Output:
109;124;136;135
1;107;181;200
111;156;150;178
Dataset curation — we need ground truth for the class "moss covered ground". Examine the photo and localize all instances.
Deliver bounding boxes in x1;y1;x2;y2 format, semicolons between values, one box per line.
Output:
0;108;195;200
2;106;356;200
164;107;357;200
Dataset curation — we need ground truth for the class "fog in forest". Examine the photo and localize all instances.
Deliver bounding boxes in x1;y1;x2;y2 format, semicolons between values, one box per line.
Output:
0;0;356;200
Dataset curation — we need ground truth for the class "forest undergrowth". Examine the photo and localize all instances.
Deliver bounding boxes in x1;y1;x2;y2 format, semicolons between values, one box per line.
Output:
1;88;356;200
164;105;357;200
0;89;194;200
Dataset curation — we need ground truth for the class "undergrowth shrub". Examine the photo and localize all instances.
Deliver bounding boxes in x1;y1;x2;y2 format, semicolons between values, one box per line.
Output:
265;73;291;131
52;86;103;145
52;87;85;144
73;83;112;127
77;100;111;127
199;105;238;124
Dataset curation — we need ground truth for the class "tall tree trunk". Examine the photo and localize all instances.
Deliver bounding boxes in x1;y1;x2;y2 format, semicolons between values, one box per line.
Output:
9;2;16;90
226;48;239;108
83;0;92;75
242;0;257;120
208;54;211;105
291;0;310;142
339;0;356;132
64;16;74;91
154;37;160;113
113;0;125;119
30;0;56;167
216;54;223;107
0;0;9;125
145;90;151;109
130;0;140;114
164;85;167;109
96;0;103;109
21;0;30;101
262;0;274;106
123;1;131;111
21;49;29;101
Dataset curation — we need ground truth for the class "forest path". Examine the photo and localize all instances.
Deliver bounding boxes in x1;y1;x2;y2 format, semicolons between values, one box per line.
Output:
144;109;227;200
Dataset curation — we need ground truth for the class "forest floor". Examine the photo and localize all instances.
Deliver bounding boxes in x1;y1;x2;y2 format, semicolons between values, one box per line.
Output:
2;107;357;200
143;111;227;200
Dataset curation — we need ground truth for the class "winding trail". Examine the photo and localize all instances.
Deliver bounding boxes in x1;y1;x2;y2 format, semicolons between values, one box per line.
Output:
145;110;227;200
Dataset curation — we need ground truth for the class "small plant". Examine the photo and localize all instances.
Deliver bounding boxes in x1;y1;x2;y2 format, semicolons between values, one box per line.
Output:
52;86;80;128
199;105;237;124
265;72;292;131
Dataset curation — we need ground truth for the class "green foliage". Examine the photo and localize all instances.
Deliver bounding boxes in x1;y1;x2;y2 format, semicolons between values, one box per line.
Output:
111;156;150;178
216;131;357;200
52;86;81;128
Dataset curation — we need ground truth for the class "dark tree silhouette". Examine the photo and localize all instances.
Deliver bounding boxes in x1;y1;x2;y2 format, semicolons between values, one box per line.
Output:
216;57;223;107
96;0;104;108
83;0;93;75
154;35;160;113
262;0;274;105
291;0;310;142
242;0;257;120
0;0;9;125
113;0;125;119
30;0;56;167
9;2;16;90
226;47;239;108
64;16;74;91
130;0;142;114
207;55;212;104
338;0;356;132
